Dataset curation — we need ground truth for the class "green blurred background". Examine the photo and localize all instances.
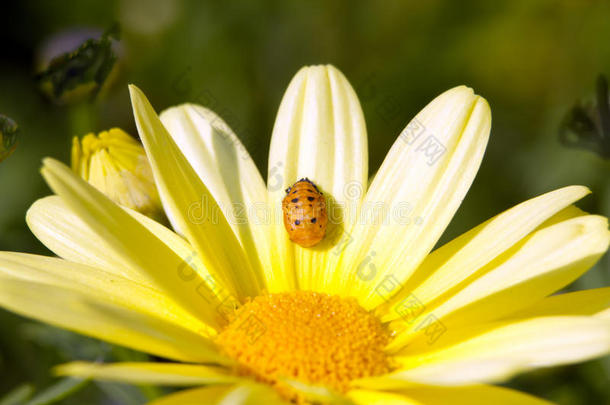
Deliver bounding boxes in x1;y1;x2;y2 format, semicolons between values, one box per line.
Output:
1;0;610;403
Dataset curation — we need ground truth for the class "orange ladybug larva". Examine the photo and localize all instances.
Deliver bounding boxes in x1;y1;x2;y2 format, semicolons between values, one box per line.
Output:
282;178;328;247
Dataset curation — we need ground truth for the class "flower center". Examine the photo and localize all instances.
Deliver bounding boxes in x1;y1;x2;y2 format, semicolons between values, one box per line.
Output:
216;291;392;402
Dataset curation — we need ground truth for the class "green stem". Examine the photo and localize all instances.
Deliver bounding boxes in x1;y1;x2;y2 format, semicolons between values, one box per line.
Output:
68;102;97;136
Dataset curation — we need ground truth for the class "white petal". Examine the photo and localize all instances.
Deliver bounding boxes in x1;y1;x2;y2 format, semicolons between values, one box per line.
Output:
0;254;224;363
26;194;240;323
338;86;491;308
358;316;610;387
130;85;264;299
40;158;231;329
378;186;591;322
267;65;368;291
505;287;610;319
55;362;238;385
348;385;551;405
159;105;275;288
27;195;146;283
387;214;610;351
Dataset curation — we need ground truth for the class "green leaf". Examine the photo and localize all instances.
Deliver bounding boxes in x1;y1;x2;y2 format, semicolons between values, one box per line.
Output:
24;378;89;405
0;384;34;405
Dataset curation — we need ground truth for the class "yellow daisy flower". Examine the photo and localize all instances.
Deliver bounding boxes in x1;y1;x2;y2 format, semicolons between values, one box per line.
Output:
1;65;609;404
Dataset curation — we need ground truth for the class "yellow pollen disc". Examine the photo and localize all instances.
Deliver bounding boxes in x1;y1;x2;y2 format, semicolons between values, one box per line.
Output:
216;291;392;402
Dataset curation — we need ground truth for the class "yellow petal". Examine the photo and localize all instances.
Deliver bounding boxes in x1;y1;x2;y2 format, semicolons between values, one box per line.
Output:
125;205;240;315
129;85;263;299
362;316;610;387
348;390;421;405
0;251;213;336
387;214;610;351
159;104;275;290
215;383;288;405
27;195;148;284
26;195;239;319
0;264;225;363
281;379;353;404
40;158;230;329
267;65;368;291
506;287;610;319
340;86;491;308
378;186;591;322
148;383;287;405
348;385;551;405
55;362;238;385
148;386;233;405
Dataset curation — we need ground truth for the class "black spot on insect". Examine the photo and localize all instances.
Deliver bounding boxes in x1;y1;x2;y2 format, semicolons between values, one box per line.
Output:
299;177;321;193
309;204;313;207
292;190;297;194
295;220;301;225
291;198;299;203
311;218;317;224
307;196;314;201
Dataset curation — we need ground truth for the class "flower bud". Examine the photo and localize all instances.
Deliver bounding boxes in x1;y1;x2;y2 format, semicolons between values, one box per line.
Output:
71;128;163;219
